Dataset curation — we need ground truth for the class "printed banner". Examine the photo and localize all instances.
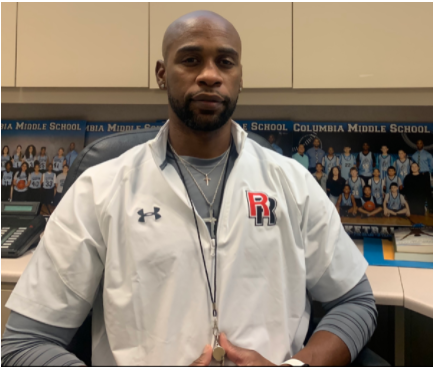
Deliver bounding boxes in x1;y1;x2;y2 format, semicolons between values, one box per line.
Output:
85;122;165;146
1;120;86;214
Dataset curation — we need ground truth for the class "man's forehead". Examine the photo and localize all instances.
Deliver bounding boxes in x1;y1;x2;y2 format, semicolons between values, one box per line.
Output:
163;12;241;60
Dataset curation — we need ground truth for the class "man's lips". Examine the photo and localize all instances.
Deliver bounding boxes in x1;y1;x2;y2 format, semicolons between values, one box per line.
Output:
191;94;225;111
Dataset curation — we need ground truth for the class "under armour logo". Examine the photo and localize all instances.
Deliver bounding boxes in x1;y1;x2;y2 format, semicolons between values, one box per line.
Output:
138;207;161;223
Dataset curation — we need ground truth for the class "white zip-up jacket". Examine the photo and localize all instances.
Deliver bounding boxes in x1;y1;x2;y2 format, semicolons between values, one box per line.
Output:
6;121;367;366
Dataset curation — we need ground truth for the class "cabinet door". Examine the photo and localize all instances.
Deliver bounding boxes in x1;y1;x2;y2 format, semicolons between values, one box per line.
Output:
293;3;433;88
149;3;292;89
1;2;17;87
16;3;149;87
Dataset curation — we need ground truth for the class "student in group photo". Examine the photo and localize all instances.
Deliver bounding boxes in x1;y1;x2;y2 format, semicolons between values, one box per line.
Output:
12;162;29;202
42;163;57;214
65;142;78;167
2;145;11;173
52;148;66;175
291;144;309;169
368;168;384;206
412;139;433;175
313;162;327;193
24;145;36;173
336;184;358;217
394;149;412;188
322;147;339;175
377;145;393;181
11;145;23;173
357;142;375;184
357;185;383;218
1;161;13;202
339;145;356;181
402;162;433;215
27;161;43;203
306;137;325;173
326;166;346;205
53;165;69;207
37;146;49;173
383;166;402;194
384;183;410;217
346;167;365;200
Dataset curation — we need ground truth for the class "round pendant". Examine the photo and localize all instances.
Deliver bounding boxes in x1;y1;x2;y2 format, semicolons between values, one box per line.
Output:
213;346;226;362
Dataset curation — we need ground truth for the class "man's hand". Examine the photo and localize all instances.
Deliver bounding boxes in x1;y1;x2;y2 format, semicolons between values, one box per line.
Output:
219;332;276;366
190;345;213;366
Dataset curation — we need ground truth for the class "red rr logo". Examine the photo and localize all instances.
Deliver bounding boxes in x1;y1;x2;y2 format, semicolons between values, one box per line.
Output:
246;191;277;226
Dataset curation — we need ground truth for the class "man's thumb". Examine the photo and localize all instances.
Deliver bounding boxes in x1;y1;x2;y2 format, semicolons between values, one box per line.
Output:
190;345;213;366
219;333;242;364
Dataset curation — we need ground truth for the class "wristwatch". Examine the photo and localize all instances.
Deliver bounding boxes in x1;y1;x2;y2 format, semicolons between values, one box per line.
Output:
281;358;309;366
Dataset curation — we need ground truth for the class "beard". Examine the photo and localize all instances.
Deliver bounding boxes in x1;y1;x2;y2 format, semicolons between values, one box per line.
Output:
168;89;238;132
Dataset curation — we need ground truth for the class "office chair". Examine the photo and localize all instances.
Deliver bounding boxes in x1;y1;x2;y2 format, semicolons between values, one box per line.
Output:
63;127;389;367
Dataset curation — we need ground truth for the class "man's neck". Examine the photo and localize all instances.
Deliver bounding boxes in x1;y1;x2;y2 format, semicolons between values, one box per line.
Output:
168;116;232;159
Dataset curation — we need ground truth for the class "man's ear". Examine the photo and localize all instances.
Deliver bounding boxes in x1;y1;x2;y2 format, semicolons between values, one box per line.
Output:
155;60;166;89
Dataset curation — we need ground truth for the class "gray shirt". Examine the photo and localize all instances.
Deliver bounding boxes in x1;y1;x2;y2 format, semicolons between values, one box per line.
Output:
2;143;377;366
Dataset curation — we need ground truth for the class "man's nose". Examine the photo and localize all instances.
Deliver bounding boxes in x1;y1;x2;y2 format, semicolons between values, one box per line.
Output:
196;61;223;87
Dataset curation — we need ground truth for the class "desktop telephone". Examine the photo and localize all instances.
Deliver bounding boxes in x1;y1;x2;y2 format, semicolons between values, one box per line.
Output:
1;202;47;258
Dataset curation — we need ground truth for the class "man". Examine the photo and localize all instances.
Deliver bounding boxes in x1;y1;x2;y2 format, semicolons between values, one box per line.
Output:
322;146;339;175
357;142;375;184
306;138;325;173
339;145;356;181
291;144;309;169
267;134;283;155
412;139;433;175
65;142;78;167
357;185;383;218
2;11;376;367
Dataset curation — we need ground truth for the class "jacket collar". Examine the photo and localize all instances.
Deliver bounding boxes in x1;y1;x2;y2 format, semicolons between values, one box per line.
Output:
149;119;247;169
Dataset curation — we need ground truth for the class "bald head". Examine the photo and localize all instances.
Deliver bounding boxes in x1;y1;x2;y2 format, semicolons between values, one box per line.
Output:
162;11;241;61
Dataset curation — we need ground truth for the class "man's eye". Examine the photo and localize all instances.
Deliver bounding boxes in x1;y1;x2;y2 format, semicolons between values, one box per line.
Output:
183;58;198;64
221;59;234;66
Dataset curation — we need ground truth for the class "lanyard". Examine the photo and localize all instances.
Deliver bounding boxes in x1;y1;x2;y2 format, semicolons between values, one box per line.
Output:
167;140;232;319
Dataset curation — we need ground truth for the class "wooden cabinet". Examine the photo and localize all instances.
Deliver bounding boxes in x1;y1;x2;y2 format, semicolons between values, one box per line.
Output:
1;3;17;87
293;3;433;88
16;3;149;87
149;3;292;89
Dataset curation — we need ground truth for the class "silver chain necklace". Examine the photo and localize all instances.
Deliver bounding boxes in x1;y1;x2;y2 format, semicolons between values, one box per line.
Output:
173;147;230;186
169;142;230;239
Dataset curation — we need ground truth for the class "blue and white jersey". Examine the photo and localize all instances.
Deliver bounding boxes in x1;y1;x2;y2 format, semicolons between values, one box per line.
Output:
2;171;13;186
42;172;56;189
13;171;28;192
340;193;352;207
394;158;411;186
1;155;10;171
386;193;405;211
378;155;392;180
25;155;34;169
29;172;43;189
368;178;384;205
358;152;374;177
340;154;356;180
12;154;22;169
383;175;402;194
347;177;365;199
37;155;48;171
322;155;339;175
53;156;64;172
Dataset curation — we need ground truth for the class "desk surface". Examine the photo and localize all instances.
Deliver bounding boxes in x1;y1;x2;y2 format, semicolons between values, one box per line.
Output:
2;241;432;317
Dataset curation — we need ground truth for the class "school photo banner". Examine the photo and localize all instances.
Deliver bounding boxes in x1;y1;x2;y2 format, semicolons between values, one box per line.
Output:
291;122;433;234
84;122;165;146
1;120;87;213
